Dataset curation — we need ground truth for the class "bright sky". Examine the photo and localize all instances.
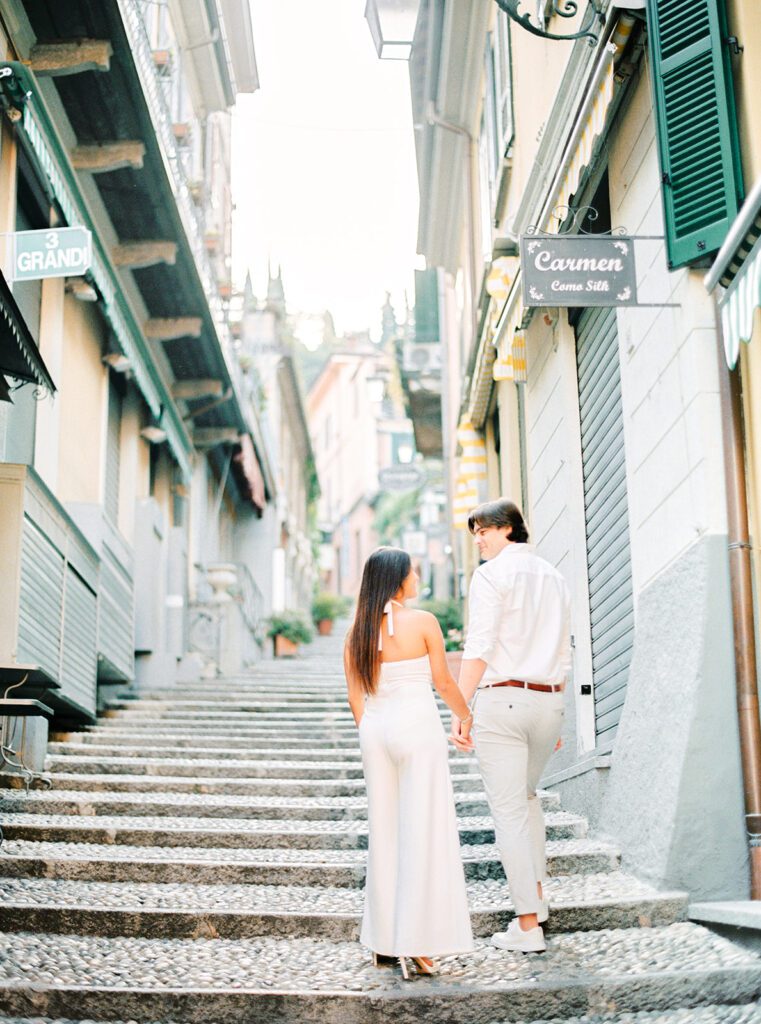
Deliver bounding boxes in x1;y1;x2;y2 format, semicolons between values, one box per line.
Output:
231;0;421;341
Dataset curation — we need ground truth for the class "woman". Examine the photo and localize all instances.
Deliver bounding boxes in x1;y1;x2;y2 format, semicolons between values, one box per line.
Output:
344;547;475;979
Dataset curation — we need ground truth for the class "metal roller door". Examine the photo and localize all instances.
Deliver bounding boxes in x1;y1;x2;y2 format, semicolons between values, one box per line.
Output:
575;306;634;746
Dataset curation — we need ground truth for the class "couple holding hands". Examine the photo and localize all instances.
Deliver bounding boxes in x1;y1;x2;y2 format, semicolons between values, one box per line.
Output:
344;498;571;978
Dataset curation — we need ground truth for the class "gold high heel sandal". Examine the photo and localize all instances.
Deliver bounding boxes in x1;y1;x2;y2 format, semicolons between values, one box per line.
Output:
411;956;439;976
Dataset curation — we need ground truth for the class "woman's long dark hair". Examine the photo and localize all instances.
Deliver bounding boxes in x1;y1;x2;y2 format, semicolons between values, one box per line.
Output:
346;547;411;695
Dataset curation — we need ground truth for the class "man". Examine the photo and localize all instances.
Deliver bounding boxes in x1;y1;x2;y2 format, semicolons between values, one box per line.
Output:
451;498;571;953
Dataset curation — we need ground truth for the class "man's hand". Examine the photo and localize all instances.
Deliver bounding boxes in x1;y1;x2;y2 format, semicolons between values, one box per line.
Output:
449;714;474;753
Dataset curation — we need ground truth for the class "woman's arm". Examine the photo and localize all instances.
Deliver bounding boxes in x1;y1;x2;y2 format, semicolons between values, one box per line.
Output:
423;613;474;748
344;645;365;727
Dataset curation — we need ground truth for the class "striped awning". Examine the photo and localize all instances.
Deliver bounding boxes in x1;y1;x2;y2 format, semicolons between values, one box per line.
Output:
453;475;479;531
493;287;528;384
548;42;617;231
0;269;55;394
704;173;761;369
454;416;486;530
467;257;517;425
718;234;761;370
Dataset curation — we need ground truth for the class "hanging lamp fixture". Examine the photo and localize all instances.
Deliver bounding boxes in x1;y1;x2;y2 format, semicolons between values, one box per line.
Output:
494;0;604;43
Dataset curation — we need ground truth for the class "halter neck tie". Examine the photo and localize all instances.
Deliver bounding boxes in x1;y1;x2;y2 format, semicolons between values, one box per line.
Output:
378;600;403;652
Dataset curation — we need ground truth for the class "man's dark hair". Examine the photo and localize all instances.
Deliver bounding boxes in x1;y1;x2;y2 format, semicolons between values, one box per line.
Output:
467;498;529;543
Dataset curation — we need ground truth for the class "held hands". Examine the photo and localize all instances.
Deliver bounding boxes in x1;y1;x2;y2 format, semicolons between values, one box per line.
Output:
449;713;474;753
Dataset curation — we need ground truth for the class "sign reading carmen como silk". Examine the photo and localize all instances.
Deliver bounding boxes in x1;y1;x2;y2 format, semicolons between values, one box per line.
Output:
520;234;638;307
12;227;92;282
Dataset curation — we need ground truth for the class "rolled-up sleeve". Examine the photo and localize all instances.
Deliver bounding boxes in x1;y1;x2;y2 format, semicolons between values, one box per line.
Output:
463;567;503;662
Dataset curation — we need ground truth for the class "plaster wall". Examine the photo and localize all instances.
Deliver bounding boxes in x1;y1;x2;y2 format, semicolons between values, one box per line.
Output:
536;68;746;898
56;295;107;507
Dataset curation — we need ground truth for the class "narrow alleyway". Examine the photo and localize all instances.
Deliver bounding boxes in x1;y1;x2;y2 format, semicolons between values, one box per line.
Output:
0;634;760;1023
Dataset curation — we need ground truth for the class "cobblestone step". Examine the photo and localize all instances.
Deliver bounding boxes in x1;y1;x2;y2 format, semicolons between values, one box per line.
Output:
43;753;478;780
0;873;686;941
89;721;363;735
102;709;358;722
0;924;759;1024
54;732;365;750
0;782;508;815
4;1010;761;1024
0;836;619;885
0;810;587;849
48;742;370;760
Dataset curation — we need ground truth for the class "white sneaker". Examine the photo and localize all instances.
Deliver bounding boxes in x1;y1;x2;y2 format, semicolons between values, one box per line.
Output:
491;918;546;953
538;897;549;924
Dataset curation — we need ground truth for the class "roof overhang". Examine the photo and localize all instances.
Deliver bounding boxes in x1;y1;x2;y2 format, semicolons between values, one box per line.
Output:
410;0;491;271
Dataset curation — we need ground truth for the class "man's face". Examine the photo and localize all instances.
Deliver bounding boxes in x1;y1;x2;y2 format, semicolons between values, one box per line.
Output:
473;524;512;561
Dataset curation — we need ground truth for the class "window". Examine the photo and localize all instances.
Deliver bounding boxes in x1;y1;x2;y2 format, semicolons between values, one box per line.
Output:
494;12;514;157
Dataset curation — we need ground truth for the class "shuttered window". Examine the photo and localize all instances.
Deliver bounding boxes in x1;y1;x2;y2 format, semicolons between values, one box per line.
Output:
576;306;635;746
647;0;743;268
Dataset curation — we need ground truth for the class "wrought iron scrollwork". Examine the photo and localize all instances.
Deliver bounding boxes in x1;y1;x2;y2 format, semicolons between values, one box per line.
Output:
494;0;604;44
526;205;629;237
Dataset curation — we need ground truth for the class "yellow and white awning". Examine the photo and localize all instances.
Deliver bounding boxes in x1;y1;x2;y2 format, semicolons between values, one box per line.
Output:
453;474;479;530
493;287;528;384
456;416;487;479
467;257;518;425
548;42;617;231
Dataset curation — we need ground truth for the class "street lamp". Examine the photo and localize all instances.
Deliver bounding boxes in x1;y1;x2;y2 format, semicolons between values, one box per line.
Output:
364;0;419;60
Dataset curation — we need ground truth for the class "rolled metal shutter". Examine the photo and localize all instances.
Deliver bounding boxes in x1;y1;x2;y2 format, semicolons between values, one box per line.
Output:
575;306;634;745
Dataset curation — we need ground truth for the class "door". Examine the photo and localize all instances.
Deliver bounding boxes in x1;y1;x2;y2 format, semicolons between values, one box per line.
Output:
575;305;635;746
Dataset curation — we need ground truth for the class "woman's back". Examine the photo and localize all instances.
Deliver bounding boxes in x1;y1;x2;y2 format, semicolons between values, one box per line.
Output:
377;603;429;664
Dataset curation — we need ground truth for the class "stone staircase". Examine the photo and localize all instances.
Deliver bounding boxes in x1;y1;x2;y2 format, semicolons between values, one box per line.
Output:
0;630;760;1023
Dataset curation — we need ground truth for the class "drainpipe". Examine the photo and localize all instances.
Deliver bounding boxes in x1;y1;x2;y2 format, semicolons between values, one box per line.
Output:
716;307;761;899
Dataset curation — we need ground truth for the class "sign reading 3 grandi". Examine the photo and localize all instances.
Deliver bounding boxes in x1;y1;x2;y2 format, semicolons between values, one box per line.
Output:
520;234;637;307
12;227;92;282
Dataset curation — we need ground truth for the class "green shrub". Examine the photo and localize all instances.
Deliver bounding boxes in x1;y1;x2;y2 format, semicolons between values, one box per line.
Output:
418;598;463;634
266;610;314;645
312;591;350;623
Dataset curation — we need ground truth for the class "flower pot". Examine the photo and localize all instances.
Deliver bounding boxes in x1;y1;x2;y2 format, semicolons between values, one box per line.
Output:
275;634;299;658
317;618;333;636
446;651;463;678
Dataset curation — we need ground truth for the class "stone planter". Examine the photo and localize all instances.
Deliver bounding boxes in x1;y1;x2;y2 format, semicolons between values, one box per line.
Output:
317;618;333;636
274;634;299;658
206;563;237;603
446;651;463;678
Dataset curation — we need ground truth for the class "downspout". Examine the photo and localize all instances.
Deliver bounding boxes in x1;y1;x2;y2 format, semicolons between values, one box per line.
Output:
715;306;761;899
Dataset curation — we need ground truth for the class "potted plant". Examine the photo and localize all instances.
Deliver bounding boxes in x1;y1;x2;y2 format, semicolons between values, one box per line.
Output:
418;598;464;675
266;610;314;658
312;592;350;636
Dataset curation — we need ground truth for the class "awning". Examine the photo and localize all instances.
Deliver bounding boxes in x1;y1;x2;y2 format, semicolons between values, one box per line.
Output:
467;257;517;426
453;417;486;531
705;172;761;369
0;269;55;394
493;285;528;384
232;433;266;514
544;42;617;231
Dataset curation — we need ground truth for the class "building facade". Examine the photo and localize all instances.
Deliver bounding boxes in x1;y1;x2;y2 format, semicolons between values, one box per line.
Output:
0;0;285;763
399;0;761;900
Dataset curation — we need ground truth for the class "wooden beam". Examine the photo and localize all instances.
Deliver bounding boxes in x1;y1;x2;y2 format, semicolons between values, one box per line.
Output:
145;317;203;341
193;428;240;448
71;142;145;173
172;379;224;401
112;241;177;270
30;39;113;76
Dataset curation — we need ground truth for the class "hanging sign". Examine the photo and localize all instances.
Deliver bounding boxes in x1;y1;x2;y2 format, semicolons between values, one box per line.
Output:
12;227;92;282
378;465;426;492
520;234;637;307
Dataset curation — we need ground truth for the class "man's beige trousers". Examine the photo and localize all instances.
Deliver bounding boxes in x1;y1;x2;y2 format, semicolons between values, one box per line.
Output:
473;686;565;915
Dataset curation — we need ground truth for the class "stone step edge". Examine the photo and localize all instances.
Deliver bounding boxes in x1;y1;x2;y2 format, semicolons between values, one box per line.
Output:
0;965;759;1024
0;891;688;940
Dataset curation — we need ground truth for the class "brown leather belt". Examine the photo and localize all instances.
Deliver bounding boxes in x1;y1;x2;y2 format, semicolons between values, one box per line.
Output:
486;679;564;694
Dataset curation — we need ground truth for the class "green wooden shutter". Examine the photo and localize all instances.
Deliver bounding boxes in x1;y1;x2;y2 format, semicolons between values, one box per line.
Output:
647;0;743;268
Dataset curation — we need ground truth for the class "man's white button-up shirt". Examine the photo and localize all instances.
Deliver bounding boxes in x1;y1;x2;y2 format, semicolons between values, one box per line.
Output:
463;543;572;687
